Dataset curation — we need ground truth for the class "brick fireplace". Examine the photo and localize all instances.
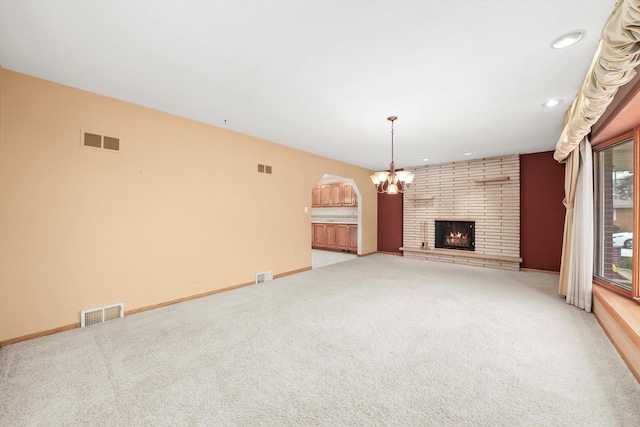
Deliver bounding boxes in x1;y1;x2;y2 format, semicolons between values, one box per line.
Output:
401;154;522;270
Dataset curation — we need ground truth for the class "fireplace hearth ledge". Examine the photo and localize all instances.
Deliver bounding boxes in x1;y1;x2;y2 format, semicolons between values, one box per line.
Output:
399;247;523;264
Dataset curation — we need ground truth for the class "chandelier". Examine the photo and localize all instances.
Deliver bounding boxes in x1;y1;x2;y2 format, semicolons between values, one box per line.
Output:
370;116;415;194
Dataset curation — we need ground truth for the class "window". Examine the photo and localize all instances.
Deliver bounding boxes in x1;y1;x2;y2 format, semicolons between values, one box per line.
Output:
594;135;636;296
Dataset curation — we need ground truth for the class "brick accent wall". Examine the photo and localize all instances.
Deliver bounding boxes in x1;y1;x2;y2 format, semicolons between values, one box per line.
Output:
402;154;520;270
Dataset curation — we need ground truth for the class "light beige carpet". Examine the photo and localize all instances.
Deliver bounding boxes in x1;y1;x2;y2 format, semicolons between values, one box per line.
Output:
1;254;639;426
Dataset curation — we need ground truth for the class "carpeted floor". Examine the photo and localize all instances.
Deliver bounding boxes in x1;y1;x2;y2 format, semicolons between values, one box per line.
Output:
1;254;639;426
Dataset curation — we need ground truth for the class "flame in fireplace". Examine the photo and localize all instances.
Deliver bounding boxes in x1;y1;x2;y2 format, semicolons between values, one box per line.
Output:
445;230;469;247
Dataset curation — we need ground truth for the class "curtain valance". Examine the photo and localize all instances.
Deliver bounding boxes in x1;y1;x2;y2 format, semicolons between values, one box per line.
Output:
554;0;640;162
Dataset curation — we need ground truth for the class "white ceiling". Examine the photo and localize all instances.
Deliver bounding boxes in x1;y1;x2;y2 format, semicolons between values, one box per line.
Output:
0;0;617;171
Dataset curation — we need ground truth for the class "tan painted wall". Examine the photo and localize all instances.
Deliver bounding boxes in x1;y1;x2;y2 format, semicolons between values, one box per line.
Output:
0;69;377;342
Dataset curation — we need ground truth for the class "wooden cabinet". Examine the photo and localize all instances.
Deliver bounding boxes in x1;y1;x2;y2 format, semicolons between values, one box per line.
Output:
313;223;336;249
320;183;342;206
342;183;358;206
313;224;326;247
314;223;357;253
338;224;357;251
336;225;349;250
319;185;331;206
312;181;358;251
325;223;336;248
330;184;342;206
348;225;358;252
311;186;321;207
313;182;357;207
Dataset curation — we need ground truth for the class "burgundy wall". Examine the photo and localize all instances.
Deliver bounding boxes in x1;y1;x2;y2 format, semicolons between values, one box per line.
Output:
520;151;565;272
377;191;403;253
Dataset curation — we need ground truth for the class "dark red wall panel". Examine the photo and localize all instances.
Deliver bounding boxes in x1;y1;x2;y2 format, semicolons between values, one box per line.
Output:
520;151;565;272
377;191;403;253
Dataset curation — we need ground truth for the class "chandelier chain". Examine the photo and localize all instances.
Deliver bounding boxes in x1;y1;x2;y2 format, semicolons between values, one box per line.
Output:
390;119;394;162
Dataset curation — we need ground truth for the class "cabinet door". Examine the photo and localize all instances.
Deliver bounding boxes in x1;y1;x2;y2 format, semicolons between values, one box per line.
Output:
342;183;357;206
329;184;342;206
348;225;358;252
320;185;332;206
336;225;348;250
313;224;326;247
325;224;337;248
312;186;321;207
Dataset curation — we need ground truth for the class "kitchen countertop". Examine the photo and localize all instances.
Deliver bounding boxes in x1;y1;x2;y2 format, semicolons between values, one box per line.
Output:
311;219;357;225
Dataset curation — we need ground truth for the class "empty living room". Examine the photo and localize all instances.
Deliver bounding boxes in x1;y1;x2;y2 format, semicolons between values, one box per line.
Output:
1;1;640;425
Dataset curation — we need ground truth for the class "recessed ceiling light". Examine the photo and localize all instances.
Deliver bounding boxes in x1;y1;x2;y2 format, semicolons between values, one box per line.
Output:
543;99;562;107
421;157;430;162
463;151;472;156
552;30;585;49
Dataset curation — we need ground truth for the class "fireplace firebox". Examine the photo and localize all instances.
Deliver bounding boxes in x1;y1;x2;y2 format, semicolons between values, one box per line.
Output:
435;220;475;251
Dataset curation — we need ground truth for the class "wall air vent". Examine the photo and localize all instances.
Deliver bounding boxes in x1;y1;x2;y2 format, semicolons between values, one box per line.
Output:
84;132;102;148
103;136;120;151
255;271;274;284
80;302;124;327
82;131;120;152
257;164;273;174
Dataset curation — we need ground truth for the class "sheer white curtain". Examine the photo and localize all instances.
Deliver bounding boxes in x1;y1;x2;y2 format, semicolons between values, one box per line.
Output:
565;139;594;311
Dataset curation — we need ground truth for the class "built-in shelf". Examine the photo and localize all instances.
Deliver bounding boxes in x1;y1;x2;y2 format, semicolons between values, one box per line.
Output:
406;196;435;201
399;247;523;264
473;175;510;183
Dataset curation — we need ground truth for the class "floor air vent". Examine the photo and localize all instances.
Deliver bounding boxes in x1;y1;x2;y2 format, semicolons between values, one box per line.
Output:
255;271;274;284
81;302;124;327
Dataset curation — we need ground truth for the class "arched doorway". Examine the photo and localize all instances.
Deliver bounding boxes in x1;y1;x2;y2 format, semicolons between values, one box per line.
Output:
310;174;361;268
